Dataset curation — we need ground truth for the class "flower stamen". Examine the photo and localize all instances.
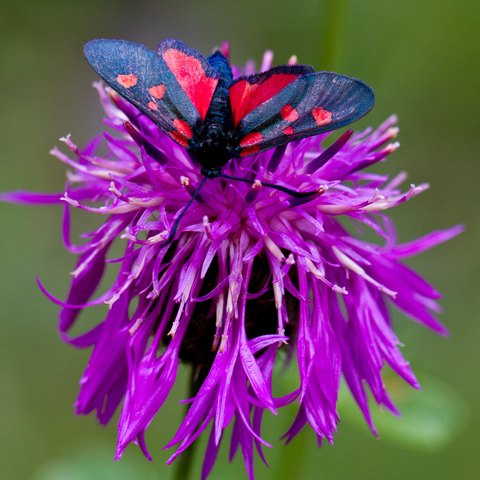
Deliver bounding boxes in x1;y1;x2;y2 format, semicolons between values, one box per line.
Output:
332;246;397;297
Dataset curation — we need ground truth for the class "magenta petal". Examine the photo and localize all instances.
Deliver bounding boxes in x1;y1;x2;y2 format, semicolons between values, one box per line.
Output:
74;291;131;422
202;423;222;480
0;190;64;204
386;225;464;259
281;403;308;444
214;334;239;445
239;337;276;414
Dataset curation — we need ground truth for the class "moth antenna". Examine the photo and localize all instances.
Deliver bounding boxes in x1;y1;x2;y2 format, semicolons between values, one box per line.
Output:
215;173;317;198
161;175;209;247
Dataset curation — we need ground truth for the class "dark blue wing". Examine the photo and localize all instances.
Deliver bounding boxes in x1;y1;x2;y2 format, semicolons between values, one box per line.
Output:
231;72;375;157
84;39;220;148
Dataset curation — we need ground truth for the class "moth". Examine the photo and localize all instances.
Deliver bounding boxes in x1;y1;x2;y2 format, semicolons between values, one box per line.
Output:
84;38;374;242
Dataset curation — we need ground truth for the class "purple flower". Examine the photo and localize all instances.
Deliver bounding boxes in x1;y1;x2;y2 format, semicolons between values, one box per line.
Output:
2;49;462;480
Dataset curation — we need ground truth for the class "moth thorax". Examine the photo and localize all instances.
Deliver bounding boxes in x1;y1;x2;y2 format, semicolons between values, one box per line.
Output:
193;123;234;172
204;124;227;148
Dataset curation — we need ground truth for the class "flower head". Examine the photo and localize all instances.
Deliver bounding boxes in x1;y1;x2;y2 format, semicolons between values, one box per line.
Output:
2;47;462;479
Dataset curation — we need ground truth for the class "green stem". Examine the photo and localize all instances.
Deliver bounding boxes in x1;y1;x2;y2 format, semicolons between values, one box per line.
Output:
173;437;197;480
317;0;348;71
272;410;310;480
174;368;205;480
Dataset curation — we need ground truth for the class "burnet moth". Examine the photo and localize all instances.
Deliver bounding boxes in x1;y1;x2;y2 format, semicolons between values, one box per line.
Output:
84;39;374;244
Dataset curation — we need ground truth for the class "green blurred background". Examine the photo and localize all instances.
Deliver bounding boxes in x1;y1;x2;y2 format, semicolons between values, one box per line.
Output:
0;0;478;479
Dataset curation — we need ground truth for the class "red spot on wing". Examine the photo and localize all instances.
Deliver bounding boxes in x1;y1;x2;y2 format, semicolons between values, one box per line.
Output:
283;126;294;135
280;104;298;122
148;101;157;110
117;74;138;88
149;84;166;99
240;146;261;157
168;119;193;148
173;119;193;139
163;49;218;121
169;131;189;148
239;132;263;147
312;107;332;125
230;74;299;127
